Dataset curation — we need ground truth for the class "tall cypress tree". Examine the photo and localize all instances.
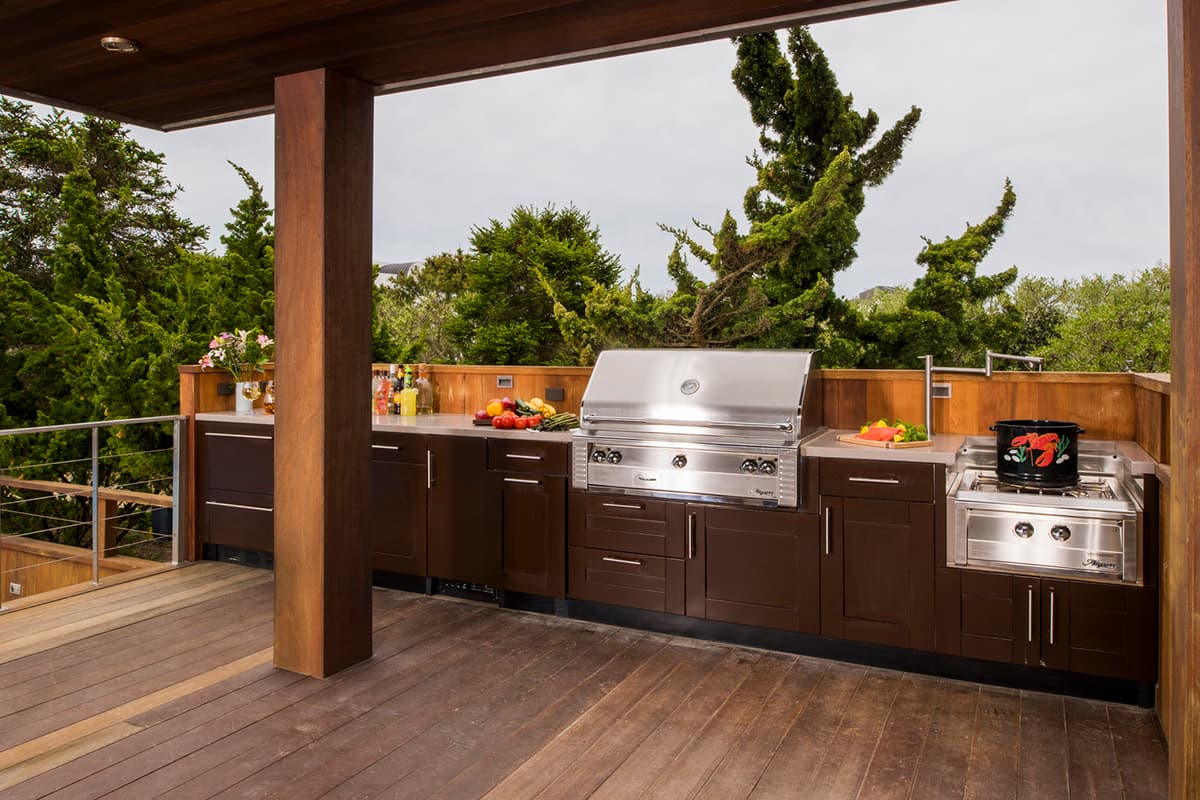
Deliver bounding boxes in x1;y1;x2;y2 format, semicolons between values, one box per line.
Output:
731;28;921;353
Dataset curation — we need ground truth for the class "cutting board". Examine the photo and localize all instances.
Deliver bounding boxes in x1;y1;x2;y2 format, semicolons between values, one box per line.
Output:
836;433;934;449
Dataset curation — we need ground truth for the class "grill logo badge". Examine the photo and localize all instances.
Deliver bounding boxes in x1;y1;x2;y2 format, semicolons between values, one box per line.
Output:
680;378;700;396
1083;556;1117;570
752;488;776;497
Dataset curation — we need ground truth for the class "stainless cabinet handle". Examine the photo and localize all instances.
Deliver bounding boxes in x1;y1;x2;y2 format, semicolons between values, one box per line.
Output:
1027;586;1034;643
1049;587;1056;645
371;444;399;451
824;507;831;555
687;513;696;559
205;500;273;513
504;477;541;485
847;476;901;485
601;502;643;510
505;453;543;461
205;432;271;441
601;556;643;567
426;450;433;489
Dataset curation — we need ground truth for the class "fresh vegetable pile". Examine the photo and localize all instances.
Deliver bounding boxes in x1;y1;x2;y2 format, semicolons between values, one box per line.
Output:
474;396;580;431
857;418;928;443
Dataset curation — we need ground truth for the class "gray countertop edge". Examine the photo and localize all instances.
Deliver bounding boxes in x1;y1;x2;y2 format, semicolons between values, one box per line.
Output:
801;429;964;467
193;410;575;442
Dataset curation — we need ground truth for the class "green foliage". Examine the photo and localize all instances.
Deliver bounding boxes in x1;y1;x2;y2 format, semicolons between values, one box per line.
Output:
857;181;1019;368
1035;265;1170;372
0;100;275;551
658;150;853;347
373;258;464;364
443;205;623;365
731;27;921;349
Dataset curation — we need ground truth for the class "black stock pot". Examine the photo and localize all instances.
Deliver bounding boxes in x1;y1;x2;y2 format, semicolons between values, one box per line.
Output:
990;419;1085;488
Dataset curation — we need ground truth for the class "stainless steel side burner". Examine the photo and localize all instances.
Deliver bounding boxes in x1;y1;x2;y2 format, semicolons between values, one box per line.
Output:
948;437;1143;584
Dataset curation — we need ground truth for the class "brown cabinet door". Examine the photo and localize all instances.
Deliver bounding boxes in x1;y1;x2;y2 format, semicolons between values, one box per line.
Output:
369;456;428;576
957;570;1020;663
427;436;500;586
685;505;819;633
1065;581;1157;681
1039;579;1069;670
498;474;566;597
202;493;274;551
199;423;274;495
819;459;935;503
821;496;935;650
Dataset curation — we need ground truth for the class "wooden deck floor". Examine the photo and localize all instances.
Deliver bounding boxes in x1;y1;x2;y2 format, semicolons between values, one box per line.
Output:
0;561;1167;799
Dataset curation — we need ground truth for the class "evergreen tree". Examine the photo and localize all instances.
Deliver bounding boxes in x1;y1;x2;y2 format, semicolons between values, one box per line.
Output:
731;28;921;350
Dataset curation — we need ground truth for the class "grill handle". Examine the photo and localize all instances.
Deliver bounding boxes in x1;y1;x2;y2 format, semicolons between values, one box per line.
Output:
581;414;793;434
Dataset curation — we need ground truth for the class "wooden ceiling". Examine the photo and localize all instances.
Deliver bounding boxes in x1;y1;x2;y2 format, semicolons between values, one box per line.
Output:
0;0;950;131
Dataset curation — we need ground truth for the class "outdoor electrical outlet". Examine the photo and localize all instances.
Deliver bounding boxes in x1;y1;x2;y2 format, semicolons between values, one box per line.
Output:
931;383;953;399
496;375;514;389
8;582;22;597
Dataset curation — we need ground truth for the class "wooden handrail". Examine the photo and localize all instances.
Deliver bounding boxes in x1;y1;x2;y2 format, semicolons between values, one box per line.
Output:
0;476;173;508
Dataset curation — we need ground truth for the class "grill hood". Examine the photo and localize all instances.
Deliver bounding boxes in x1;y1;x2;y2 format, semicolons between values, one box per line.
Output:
578;349;822;445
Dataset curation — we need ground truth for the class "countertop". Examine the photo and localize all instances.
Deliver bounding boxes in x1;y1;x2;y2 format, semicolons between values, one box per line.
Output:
802;429;964;467
194;410;576;443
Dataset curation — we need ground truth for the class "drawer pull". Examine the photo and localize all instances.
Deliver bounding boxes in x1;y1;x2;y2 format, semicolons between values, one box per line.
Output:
601;556;643;567
1027;585;1034;643
601;502;643;510
371;444;400;451
205;500;273;513
504;477;541;485
824;507;831;555
1048;587;1056;645
847;476;901;485
687;513;696;559
505;453;543;461
205;432;271;441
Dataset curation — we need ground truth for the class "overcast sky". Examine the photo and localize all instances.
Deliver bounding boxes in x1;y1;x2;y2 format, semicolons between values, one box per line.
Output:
111;0;1165;299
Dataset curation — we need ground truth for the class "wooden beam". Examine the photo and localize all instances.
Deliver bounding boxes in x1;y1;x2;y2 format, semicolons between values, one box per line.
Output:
1167;2;1200;797
272;68;374;678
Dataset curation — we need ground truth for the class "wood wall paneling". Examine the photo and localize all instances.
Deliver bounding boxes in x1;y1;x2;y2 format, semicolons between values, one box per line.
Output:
272;68;374;678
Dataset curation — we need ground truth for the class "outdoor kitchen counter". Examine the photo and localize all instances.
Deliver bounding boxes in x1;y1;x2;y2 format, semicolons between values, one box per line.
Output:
802;428;964;467
194;410;575;442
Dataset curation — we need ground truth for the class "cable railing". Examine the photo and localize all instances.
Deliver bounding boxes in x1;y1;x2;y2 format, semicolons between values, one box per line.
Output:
0;415;186;610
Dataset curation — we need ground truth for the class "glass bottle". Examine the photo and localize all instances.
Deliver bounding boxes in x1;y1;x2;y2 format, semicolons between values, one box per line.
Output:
262;381;276;415
415;364;433;415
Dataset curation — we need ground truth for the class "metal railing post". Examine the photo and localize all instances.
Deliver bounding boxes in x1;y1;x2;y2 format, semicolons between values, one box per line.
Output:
91;426;100;584
171;418;183;565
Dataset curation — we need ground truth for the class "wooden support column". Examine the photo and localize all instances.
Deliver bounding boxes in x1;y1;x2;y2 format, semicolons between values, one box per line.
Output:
273;68;374;677
1168;2;1200;796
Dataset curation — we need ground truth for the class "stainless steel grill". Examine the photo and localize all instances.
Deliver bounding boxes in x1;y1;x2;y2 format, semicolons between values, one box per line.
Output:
571;349;821;507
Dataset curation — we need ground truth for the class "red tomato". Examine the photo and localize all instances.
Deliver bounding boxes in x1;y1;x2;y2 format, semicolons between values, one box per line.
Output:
499;415;515;429
492;415;503;429
530;414;542;428
514;417;528;430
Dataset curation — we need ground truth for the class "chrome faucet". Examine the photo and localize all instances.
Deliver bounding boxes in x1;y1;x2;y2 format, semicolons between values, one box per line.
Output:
922;351;1044;437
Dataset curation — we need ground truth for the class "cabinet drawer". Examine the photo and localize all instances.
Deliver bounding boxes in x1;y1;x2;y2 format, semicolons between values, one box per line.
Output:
568;492;686;558
370;431;426;464
568;546;684;615
200;424;274;495
820;458;934;502
487;438;569;475
203;493;274;552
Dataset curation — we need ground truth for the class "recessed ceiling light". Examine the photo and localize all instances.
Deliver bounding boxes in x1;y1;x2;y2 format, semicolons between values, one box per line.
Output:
100;36;140;54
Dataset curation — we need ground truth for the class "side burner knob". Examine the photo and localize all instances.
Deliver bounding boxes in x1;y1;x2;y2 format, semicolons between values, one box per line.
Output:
758;460;777;476
592;449;608;463
607;451;623;465
1013;521;1035;539
1050;524;1072;542
740;459;759;474
671;454;687;469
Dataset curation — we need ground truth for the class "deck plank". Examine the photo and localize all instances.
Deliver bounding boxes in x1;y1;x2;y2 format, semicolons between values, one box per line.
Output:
1064;697;1125;799
853;673;942;800
906;679;981;800
1015;691;1069;800
805;667;904;799
1108;703;1169;800
963;687;1021;800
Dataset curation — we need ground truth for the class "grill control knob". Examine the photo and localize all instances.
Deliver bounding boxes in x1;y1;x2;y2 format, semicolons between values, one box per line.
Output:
1050;524;1072;542
740;459;759;474
671;454;687;469
592;449;608;464
1013;521;1035;539
607;451;623;465
758;460;777;476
